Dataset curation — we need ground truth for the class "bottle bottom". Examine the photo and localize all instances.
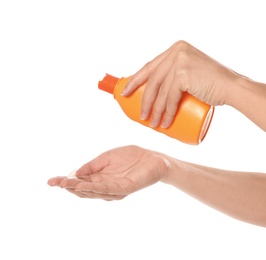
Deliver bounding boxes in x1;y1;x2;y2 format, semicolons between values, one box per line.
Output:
199;106;215;143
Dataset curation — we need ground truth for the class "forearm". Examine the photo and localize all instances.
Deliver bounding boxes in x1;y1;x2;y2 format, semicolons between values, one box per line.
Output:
226;75;266;131
161;156;266;227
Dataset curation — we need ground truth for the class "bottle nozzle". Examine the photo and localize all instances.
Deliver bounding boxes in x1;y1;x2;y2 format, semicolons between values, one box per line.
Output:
98;74;119;94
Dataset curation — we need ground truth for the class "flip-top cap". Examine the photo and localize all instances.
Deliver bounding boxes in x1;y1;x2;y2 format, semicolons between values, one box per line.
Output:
98;74;119;94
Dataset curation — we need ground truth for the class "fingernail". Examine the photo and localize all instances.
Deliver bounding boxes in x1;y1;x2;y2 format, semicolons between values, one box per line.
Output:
120;88;128;96
161;119;171;129
161;122;168;128
150;119;157;128
140;111;147;120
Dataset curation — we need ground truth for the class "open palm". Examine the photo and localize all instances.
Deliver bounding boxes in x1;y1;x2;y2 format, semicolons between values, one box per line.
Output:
48;145;168;200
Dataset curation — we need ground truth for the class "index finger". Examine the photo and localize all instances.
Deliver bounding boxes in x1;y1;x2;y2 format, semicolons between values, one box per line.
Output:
121;46;171;96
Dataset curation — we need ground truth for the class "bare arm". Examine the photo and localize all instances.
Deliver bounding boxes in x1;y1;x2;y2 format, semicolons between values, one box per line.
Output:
226;76;266;131
48;145;266;227
161;155;266;227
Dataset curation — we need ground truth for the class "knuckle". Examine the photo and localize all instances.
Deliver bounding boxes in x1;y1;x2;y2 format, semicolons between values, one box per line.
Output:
143;61;154;73
172;40;191;68
154;98;167;115
158;84;169;97
165;103;178;118
153;107;164;117
165;109;176;120
141;97;153;112
173;40;190;51
148;71;160;86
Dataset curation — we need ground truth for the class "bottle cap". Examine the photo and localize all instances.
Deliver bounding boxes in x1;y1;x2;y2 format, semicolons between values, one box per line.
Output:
98;74;119;94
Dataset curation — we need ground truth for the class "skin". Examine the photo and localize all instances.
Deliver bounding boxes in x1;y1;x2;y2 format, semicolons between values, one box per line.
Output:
48;40;266;227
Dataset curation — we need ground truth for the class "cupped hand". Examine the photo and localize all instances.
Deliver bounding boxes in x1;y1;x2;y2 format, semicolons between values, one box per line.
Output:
122;40;238;128
47;145;170;200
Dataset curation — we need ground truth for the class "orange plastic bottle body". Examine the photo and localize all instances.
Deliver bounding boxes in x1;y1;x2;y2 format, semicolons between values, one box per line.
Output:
99;74;214;145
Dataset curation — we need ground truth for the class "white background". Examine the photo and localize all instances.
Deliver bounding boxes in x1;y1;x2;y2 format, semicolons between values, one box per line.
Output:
0;0;265;259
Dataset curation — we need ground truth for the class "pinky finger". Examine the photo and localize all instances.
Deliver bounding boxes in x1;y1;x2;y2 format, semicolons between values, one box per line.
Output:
75;181;128;197
65;188;89;198
78;190;125;201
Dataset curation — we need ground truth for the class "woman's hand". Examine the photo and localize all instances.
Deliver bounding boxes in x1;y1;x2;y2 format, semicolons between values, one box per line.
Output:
47;145;170;200
122;40;239;128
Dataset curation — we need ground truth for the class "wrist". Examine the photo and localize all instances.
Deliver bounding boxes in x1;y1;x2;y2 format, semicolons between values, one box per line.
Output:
225;73;254;107
159;155;182;185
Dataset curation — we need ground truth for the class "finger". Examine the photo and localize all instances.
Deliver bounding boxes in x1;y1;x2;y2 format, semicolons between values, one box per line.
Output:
161;82;183;128
59;178;84;189
75;181;129;196
76;152;109;178
149;70;174;128
60;182;94;198
65;188;89;198
78;190;125;201
77;172;109;182
65;186;124;200
121;47;172;96
120;65;149;97
141;56;173;121
47;176;65;186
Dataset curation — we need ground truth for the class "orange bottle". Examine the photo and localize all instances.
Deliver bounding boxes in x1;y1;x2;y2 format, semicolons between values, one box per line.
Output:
98;74;214;145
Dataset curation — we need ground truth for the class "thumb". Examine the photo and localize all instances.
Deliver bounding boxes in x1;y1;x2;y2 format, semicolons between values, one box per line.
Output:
76;153;109;177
